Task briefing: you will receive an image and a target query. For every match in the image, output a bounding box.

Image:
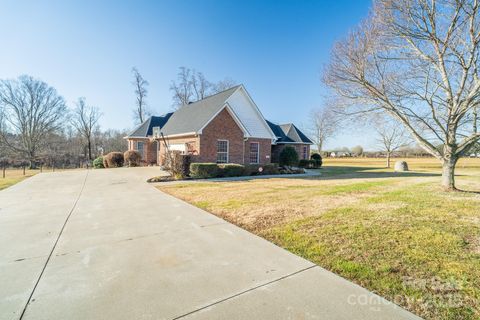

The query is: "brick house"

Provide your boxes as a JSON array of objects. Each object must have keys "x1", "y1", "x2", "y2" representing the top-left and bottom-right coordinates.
[{"x1": 126, "y1": 85, "x2": 312, "y2": 166}]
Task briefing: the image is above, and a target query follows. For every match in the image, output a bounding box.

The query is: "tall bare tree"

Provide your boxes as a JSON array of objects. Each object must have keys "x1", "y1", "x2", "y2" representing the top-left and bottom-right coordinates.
[
  {"x1": 0, "y1": 75, "x2": 67, "y2": 167},
  {"x1": 71, "y1": 97, "x2": 101, "y2": 161},
  {"x1": 324, "y1": 0, "x2": 480, "y2": 190},
  {"x1": 191, "y1": 70, "x2": 212, "y2": 101},
  {"x1": 309, "y1": 105, "x2": 340, "y2": 152},
  {"x1": 376, "y1": 121, "x2": 411, "y2": 168},
  {"x1": 132, "y1": 67, "x2": 150, "y2": 124},
  {"x1": 170, "y1": 67, "x2": 236, "y2": 109},
  {"x1": 96, "y1": 129, "x2": 129, "y2": 154},
  {"x1": 213, "y1": 77, "x2": 237, "y2": 92}
]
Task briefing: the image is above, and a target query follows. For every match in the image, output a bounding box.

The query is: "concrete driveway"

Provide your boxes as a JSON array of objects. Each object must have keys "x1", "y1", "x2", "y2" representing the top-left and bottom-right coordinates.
[{"x1": 0, "y1": 168, "x2": 420, "y2": 320}]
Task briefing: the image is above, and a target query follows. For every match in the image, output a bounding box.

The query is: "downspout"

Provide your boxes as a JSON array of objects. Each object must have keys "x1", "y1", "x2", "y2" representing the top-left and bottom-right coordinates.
[{"x1": 243, "y1": 137, "x2": 248, "y2": 164}]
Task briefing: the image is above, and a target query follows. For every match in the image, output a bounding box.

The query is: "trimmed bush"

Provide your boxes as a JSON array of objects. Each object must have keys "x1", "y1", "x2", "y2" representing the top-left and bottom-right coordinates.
[
  {"x1": 298, "y1": 159, "x2": 311, "y2": 168},
  {"x1": 93, "y1": 156, "x2": 104, "y2": 169},
  {"x1": 310, "y1": 153, "x2": 323, "y2": 168},
  {"x1": 124, "y1": 150, "x2": 142, "y2": 167},
  {"x1": 219, "y1": 164, "x2": 245, "y2": 177},
  {"x1": 190, "y1": 163, "x2": 220, "y2": 179},
  {"x1": 103, "y1": 152, "x2": 124, "y2": 168},
  {"x1": 299, "y1": 158, "x2": 322, "y2": 169},
  {"x1": 279, "y1": 146, "x2": 299, "y2": 166},
  {"x1": 165, "y1": 152, "x2": 191, "y2": 178}
]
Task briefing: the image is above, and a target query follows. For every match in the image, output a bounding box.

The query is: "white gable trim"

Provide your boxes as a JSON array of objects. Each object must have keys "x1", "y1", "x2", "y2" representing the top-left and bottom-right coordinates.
[
  {"x1": 197, "y1": 104, "x2": 251, "y2": 137},
  {"x1": 229, "y1": 85, "x2": 276, "y2": 141}
]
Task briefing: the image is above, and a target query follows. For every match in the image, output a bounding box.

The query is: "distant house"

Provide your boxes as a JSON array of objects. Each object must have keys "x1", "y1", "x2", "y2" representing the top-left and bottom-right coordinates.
[
  {"x1": 330, "y1": 151, "x2": 351, "y2": 158},
  {"x1": 125, "y1": 85, "x2": 313, "y2": 166}
]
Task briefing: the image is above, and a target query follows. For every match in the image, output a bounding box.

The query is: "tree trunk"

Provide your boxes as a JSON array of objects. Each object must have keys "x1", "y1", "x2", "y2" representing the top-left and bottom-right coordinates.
[
  {"x1": 29, "y1": 157, "x2": 36, "y2": 169},
  {"x1": 386, "y1": 152, "x2": 391, "y2": 168},
  {"x1": 88, "y1": 139, "x2": 92, "y2": 161},
  {"x1": 442, "y1": 156, "x2": 458, "y2": 191}
]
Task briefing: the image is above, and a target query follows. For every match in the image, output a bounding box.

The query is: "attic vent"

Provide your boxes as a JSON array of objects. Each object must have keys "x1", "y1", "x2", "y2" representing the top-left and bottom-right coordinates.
[{"x1": 152, "y1": 127, "x2": 161, "y2": 138}]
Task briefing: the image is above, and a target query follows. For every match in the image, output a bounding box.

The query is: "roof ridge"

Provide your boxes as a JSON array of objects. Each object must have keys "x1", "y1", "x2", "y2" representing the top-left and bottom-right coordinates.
[
  {"x1": 152, "y1": 112, "x2": 173, "y2": 118},
  {"x1": 181, "y1": 84, "x2": 241, "y2": 107}
]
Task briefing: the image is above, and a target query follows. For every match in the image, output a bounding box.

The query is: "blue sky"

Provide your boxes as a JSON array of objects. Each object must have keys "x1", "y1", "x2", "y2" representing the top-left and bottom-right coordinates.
[{"x1": 0, "y1": 0, "x2": 373, "y2": 149}]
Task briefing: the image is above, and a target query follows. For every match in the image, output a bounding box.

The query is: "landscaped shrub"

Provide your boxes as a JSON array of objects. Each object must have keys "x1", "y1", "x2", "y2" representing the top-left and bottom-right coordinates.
[
  {"x1": 124, "y1": 150, "x2": 141, "y2": 167},
  {"x1": 190, "y1": 163, "x2": 220, "y2": 179},
  {"x1": 219, "y1": 164, "x2": 245, "y2": 177},
  {"x1": 310, "y1": 153, "x2": 323, "y2": 168},
  {"x1": 243, "y1": 163, "x2": 280, "y2": 175},
  {"x1": 263, "y1": 164, "x2": 280, "y2": 174},
  {"x1": 103, "y1": 152, "x2": 124, "y2": 168},
  {"x1": 93, "y1": 156, "x2": 104, "y2": 169},
  {"x1": 299, "y1": 158, "x2": 322, "y2": 169},
  {"x1": 165, "y1": 152, "x2": 191, "y2": 178},
  {"x1": 298, "y1": 159, "x2": 311, "y2": 168},
  {"x1": 279, "y1": 146, "x2": 299, "y2": 166}
]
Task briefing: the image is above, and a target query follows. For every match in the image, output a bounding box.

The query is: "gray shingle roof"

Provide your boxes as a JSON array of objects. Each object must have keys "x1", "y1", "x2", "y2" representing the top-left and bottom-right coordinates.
[
  {"x1": 127, "y1": 85, "x2": 312, "y2": 145},
  {"x1": 266, "y1": 121, "x2": 313, "y2": 144},
  {"x1": 160, "y1": 85, "x2": 240, "y2": 136},
  {"x1": 127, "y1": 113, "x2": 173, "y2": 138}
]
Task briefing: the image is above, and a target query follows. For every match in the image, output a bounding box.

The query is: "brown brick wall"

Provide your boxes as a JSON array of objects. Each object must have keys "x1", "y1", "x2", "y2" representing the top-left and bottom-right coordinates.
[
  {"x1": 157, "y1": 135, "x2": 200, "y2": 165},
  {"x1": 130, "y1": 107, "x2": 279, "y2": 166},
  {"x1": 127, "y1": 138, "x2": 159, "y2": 165},
  {"x1": 271, "y1": 144, "x2": 310, "y2": 164},
  {"x1": 198, "y1": 108, "x2": 245, "y2": 164},
  {"x1": 244, "y1": 138, "x2": 272, "y2": 164}
]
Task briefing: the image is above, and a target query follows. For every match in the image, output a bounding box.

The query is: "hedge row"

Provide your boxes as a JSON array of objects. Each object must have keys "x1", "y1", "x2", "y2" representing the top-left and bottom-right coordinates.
[
  {"x1": 93, "y1": 150, "x2": 142, "y2": 169},
  {"x1": 298, "y1": 159, "x2": 322, "y2": 168},
  {"x1": 189, "y1": 163, "x2": 280, "y2": 179}
]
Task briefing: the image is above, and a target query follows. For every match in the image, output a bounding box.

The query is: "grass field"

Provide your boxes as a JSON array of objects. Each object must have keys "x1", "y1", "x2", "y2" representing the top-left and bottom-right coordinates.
[
  {"x1": 159, "y1": 157, "x2": 480, "y2": 320},
  {"x1": 0, "y1": 169, "x2": 39, "y2": 191}
]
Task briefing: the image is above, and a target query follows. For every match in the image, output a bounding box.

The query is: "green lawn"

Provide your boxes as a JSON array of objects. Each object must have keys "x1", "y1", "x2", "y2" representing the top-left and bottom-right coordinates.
[{"x1": 159, "y1": 158, "x2": 480, "y2": 320}]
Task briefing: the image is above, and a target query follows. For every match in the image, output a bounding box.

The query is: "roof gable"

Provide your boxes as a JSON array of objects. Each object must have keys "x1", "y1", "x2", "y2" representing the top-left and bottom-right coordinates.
[
  {"x1": 224, "y1": 86, "x2": 276, "y2": 140},
  {"x1": 160, "y1": 86, "x2": 240, "y2": 136},
  {"x1": 127, "y1": 113, "x2": 173, "y2": 138},
  {"x1": 267, "y1": 121, "x2": 313, "y2": 144},
  {"x1": 291, "y1": 124, "x2": 313, "y2": 144}
]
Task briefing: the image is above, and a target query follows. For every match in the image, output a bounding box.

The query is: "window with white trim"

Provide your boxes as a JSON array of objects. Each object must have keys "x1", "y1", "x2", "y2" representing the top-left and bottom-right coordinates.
[
  {"x1": 249, "y1": 142, "x2": 259, "y2": 164},
  {"x1": 136, "y1": 141, "x2": 145, "y2": 159},
  {"x1": 216, "y1": 140, "x2": 229, "y2": 163},
  {"x1": 302, "y1": 146, "x2": 308, "y2": 160}
]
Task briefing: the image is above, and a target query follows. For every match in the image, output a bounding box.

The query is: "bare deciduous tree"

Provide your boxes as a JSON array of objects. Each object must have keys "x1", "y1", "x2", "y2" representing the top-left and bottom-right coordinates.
[
  {"x1": 213, "y1": 78, "x2": 237, "y2": 92},
  {"x1": 0, "y1": 75, "x2": 67, "y2": 167},
  {"x1": 170, "y1": 67, "x2": 236, "y2": 109},
  {"x1": 324, "y1": 0, "x2": 480, "y2": 190},
  {"x1": 95, "y1": 129, "x2": 129, "y2": 154},
  {"x1": 309, "y1": 105, "x2": 340, "y2": 153},
  {"x1": 376, "y1": 121, "x2": 411, "y2": 168},
  {"x1": 191, "y1": 70, "x2": 212, "y2": 101},
  {"x1": 171, "y1": 67, "x2": 194, "y2": 107},
  {"x1": 132, "y1": 67, "x2": 150, "y2": 124},
  {"x1": 71, "y1": 97, "x2": 101, "y2": 161}
]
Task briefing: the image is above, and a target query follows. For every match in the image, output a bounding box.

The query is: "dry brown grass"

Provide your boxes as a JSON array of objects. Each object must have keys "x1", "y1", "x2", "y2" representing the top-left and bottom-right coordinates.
[{"x1": 0, "y1": 169, "x2": 37, "y2": 190}]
